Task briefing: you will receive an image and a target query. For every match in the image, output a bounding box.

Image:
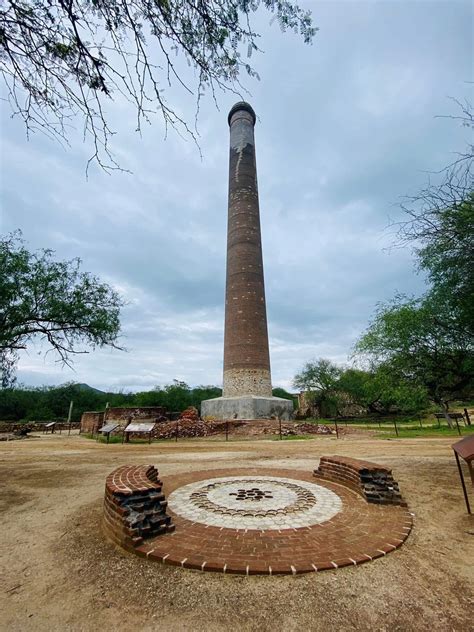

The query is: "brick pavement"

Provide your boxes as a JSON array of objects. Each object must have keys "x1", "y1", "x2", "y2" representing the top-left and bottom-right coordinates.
[{"x1": 106, "y1": 467, "x2": 413, "y2": 576}]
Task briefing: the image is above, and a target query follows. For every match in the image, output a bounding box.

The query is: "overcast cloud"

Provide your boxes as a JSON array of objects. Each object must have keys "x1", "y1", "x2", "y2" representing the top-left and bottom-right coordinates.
[{"x1": 1, "y1": 0, "x2": 472, "y2": 392}]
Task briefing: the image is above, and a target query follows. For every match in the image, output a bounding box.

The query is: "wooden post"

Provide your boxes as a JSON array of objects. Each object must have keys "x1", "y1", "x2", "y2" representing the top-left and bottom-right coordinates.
[
  {"x1": 175, "y1": 420, "x2": 178, "y2": 442},
  {"x1": 123, "y1": 417, "x2": 131, "y2": 444},
  {"x1": 393, "y1": 418, "x2": 399, "y2": 437},
  {"x1": 279, "y1": 417, "x2": 282, "y2": 440},
  {"x1": 464, "y1": 408, "x2": 471, "y2": 426},
  {"x1": 454, "y1": 451, "x2": 471, "y2": 514},
  {"x1": 455, "y1": 416, "x2": 462, "y2": 436},
  {"x1": 67, "y1": 400, "x2": 73, "y2": 436},
  {"x1": 334, "y1": 418, "x2": 339, "y2": 439},
  {"x1": 419, "y1": 415, "x2": 423, "y2": 429}
]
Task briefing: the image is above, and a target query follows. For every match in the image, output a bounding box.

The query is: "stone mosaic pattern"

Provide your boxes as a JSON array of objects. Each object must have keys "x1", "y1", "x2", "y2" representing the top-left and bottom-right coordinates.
[
  {"x1": 167, "y1": 476, "x2": 342, "y2": 530},
  {"x1": 130, "y1": 468, "x2": 413, "y2": 576}
]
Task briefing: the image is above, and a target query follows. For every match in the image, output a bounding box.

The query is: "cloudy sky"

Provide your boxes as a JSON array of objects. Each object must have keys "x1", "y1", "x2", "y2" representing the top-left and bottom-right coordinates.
[{"x1": 1, "y1": 0, "x2": 472, "y2": 392}]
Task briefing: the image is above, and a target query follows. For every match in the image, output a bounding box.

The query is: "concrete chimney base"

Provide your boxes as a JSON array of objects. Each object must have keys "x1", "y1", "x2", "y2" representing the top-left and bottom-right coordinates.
[{"x1": 201, "y1": 395, "x2": 294, "y2": 421}]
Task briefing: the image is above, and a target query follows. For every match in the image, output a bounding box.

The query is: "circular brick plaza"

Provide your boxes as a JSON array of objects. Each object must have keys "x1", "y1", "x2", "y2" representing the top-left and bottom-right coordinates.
[{"x1": 124, "y1": 468, "x2": 413, "y2": 575}]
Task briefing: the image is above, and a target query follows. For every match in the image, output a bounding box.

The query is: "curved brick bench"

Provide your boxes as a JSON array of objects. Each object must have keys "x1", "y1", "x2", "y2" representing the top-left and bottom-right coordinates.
[
  {"x1": 103, "y1": 465, "x2": 174, "y2": 551},
  {"x1": 313, "y1": 456, "x2": 406, "y2": 506}
]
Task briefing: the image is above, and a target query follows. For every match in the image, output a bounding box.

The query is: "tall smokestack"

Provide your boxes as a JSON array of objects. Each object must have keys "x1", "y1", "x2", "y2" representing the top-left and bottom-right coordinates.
[
  {"x1": 201, "y1": 103, "x2": 293, "y2": 421},
  {"x1": 223, "y1": 102, "x2": 272, "y2": 398}
]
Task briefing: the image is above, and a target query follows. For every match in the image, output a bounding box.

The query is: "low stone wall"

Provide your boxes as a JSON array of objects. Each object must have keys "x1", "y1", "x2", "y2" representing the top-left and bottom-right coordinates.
[
  {"x1": 80, "y1": 411, "x2": 104, "y2": 434},
  {"x1": 106, "y1": 407, "x2": 167, "y2": 423},
  {"x1": 0, "y1": 421, "x2": 81, "y2": 433},
  {"x1": 103, "y1": 465, "x2": 174, "y2": 551},
  {"x1": 81, "y1": 407, "x2": 168, "y2": 434},
  {"x1": 313, "y1": 456, "x2": 406, "y2": 506}
]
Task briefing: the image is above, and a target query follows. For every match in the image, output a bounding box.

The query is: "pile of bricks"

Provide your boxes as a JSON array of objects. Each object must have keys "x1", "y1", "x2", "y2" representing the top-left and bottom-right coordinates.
[
  {"x1": 295, "y1": 423, "x2": 335, "y2": 435},
  {"x1": 156, "y1": 418, "x2": 210, "y2": 438},
  {"x1": 103, "y1": 465, "x2": 174, "y2": 550},
  {"x1": 313, "y1": 455, "x2": 406, "y2": 506},
  {"x1": 180, "y1": 406, "x2": 200, "y2": 421},
  {"x1": 0, "y1": 421, "x2": 81, "y2": 434}
]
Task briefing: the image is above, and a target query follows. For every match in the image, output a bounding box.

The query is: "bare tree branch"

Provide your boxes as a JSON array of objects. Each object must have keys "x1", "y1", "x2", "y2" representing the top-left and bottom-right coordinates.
[{"x1": 0, "y1": 0, "x2": 317, "y2": 170}]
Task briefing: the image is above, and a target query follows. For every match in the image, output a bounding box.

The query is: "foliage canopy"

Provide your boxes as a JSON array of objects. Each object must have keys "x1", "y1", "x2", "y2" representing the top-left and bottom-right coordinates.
[
  {"x1": 293, "y1": 358, "x2": 429, "y2": 417},
  {"x1": 355, "y1": 295, "x2": 473, "y2": 409},
  {"x1": 0, "y1": 380, "x2": 223, "y2": 421},
  {"x1": 357, "y1": 104, "x2": 473, "y2": 412},
  {"x1": 0, "y1": 232, "x2": 123, "y2": 387}
]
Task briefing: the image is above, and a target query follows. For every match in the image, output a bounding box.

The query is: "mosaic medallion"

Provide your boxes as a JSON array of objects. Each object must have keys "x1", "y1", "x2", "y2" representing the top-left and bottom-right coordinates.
[{"x1": 167, "y1": 476, "x2": 343, "y2": 530}]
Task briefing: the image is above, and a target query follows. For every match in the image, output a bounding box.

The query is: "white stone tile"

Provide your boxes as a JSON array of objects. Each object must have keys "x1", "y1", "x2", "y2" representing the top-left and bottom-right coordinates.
[{"x1": 167, "y1": 476, "x2": 342, "y2": 531}]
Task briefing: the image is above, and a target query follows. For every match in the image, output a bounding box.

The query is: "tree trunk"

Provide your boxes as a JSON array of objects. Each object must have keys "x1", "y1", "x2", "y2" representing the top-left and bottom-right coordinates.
[
  {"x1": 367, "y1": 402, "x2": 380, "y2": 414},
  {"x1": 441, "y1": 402, "x2": 453, "y2": 428}
]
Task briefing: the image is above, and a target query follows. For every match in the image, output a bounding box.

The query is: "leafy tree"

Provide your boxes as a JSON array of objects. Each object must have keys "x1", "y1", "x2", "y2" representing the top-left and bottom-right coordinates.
[
  {"x1": 162, "y1": 380, "x2": 192, "y2": 411},
  {"x1": 134, "y1": 381, "x2": 222, "y2": 412},
  {"x1": 1, "y1": 381, "x2": 308, "y2": 421},
  {"x1": 337, "y1": 368, "x2": 375, "y2": 412},
  {"x1": 356, "y1": 295, "x2": 473, "y2": 418},
  {"x1": 0, "y1": 232, "x2": 124, "y2": 387},
  {"x1": 293, "y1": 358, "x2": 342, "y2": 417},
  {"x1": 272, "y1": 387, "x2": 297, "y2": 407},
  {"x1": 338, "y1": 366, "x2": 429, "y2": 415},
  {"x1": 0, "y1": 386, "x2": 34, "y2": 420},
  {"x1": 415, "y1": 194, "x2": 474, "y2": 339},
  {"x1": 134, "y1": 387, "x2": 167, "y2": 408},
  {"x1": 0, "y1": 0, "x2": 316, "y2": 168},
  {"x1": 192, "y1": 385, "x2": 222, "y2": 406},
  {"x1": 0, "y1": 382, "x2": 135, "y2": 421},
  {"x1": 393, "y1": 101, "x2": 473, "y2": 338},
  {"x1": 358, "y1": 102, "x2": 474, "y2": 420}
]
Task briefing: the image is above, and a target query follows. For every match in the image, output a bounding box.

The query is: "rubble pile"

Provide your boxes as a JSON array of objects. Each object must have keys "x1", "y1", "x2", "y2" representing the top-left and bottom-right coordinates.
[
  {"x1": 150, "y1": 415, "x2": 336, "y2": 440},
  {"x1": 156, "y1": 418, "x2": 210, "y2": 439},
  {"x1": 179, "y1": 407, "x2": 200, "y2": 421},
  {"x1": 295, "y1": 423, "x2": 335, "y2": 435},
  {"x1": 155, "y1": 415, "x2": 246, "y2": 439}
]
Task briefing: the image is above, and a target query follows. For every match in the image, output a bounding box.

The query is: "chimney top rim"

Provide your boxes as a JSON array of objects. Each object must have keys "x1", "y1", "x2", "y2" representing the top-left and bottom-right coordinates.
[{"x1": 228, "y1": 102, "x2": 256, "y2": 126}]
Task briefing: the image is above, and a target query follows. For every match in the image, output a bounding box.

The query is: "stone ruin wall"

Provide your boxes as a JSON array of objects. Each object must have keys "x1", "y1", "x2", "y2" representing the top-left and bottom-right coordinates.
[
  {"x1": 80, "y1": 407, "x2": 167, "y2": 433},
  {"x1": 80, "y1": 411, "x2": 104, "y2": 434},
  {"x1": 105, "y1": 407, "x2": 167, "y2": 424}
]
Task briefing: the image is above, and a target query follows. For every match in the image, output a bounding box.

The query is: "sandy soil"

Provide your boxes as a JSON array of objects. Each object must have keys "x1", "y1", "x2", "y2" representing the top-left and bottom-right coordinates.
[{"x1": 1, "y1": 431, "x2": 473, "y2": 632}]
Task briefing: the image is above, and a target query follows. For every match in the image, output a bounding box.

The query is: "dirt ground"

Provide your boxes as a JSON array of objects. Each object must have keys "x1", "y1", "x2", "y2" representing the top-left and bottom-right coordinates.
[{"x1": 1, "y1": 431, "x2": 473, "y2": 632}]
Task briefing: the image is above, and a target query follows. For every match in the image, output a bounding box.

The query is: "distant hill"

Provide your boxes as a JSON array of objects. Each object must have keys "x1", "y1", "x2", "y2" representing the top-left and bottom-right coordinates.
[{"x1": 67, "y1": 383, "x2": 106, "y2": 394}]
